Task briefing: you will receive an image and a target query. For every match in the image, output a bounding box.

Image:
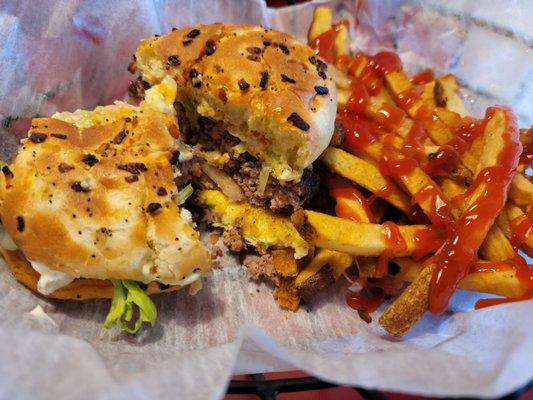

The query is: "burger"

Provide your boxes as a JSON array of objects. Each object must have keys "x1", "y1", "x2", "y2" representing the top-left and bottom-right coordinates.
[
  {"x1": 129, "y1": 24, "x2": 336, "y2": 283},
  {"x1": 0, "y1": 80, "x2": 211, "y2": 333}
]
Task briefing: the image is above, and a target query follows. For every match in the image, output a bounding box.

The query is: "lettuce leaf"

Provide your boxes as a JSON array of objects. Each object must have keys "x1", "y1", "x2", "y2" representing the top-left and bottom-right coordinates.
[{"x1": 104, "y1": 280, "x2": 157, "y2": 334}]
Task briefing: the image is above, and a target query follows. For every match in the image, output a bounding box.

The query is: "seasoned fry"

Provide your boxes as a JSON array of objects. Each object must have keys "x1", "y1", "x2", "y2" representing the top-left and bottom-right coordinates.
[
  {"x1": 291, "y1": 210, "x2": 437, "y2": 257},
  {"x1": 380, "y1": 107, "x2": 520, "y2": 336},
  {"x1": 320, "y1": 147, "x2": 413, "y2": 215},
  {"x1": 307, "y1": 6, "x2": 332, "y2": 43},
  {"x1": 333, "y1": 25, "x2": 350, "y2": 58},
  {"x1": 295, "y1": 249, "x2": 354, "y2": 287},
  {"x1": 394, "y1": 258, "x2": 525, "y2": 298}
]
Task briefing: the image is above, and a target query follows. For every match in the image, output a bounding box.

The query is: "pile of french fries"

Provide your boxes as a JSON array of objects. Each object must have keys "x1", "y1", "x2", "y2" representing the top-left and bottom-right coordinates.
[{"x1": 276, "y1": 7, "x2": 532, "y2": 336}]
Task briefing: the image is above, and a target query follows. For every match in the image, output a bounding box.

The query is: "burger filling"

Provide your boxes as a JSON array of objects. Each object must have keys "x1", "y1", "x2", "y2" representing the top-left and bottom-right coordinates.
[{"x1": 173, "y1": 102, "x2": 319, "y2": 213}]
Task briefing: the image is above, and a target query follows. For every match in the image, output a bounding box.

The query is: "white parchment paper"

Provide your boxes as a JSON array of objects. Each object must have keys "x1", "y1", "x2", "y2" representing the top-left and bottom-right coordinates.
[{"x1": 0, "y1": 1, "x2": 532, "y2": 399}]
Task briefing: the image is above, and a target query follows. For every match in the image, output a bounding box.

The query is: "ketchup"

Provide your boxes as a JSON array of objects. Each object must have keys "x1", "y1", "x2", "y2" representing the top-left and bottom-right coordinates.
[
  {"x1": 428, "y1": 107, "x2": 522, "y2": 314},
  {"x1": 411, "y1": 183, "x2": 453, "y2": 231},
  {"x1": 375, "y1": 103, "x2": 406, "y2": 130},
  {"x1": 397, "y1": 86, "x2": 422, "y2": 110},
  {"x1": 412, "y1": 227, "x2": 444, "y2": 260},
  {"x1": 347, "y1": 289, "x2": 385, "y2": 314},
  {"x1": 411, "y1": 70, "x2": 435, "y2": 85},
  {"x1": 402, "y1": 121, "x2": 427, "y2": 162},
  {"x1": 330, "y1": 187, "x2": 376, "y2": 223},
  {"x1": 311, "y1": 20, "x2": 349, "y2": 64},
  {"x1": 423, "y1": 145, "x2": 461, "y2": 177},
  {"x1": 376, "y1": 221, "x2": 407, "y2": 277},
  {"x1": 509, "y1": 214, "x2": 533, "y2": 250},
  {"x1": 474, "y1": 256, "x2": 532, "y2": 309}
]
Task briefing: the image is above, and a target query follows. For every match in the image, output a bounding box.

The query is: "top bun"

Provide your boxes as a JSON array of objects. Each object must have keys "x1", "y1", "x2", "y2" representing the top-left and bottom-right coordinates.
[
  {"x1": 0, "y1": 98, "x2": 210, "y2": 294},
  {"x1": 133, "y1": 24, "x2": 337, "y2": 182}
]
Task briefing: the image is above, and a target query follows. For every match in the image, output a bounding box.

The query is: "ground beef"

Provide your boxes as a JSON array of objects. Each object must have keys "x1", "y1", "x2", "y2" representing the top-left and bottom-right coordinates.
[
  {"x1": 174, "y1": 156, "x2": 203, "y2": 188},
  {"x1": 127, "y1": 77, "x2": 150, "y2": 104},
  {"x1": 178, "y1": 110, "x2": 320, "y2": 213},
  {"x1": 297, "y1": 266, "x2": 335, "y2": 301},
  {"x1": 243, "y1": 253, "x2": 280, "y2": 286},
  {"x1": 222, "y1": 226, "x2": 246, "y2": 252},
  {"x1": 223, "y1": 154, "x2": 319, "y2": 213}
]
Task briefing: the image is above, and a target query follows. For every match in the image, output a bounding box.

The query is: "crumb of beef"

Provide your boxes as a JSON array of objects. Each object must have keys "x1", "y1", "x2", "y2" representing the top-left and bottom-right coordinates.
[
  {"x1": 174, "y1": 157, "x2": 203, "y2": 188},
  {"x1": 210, "y1": 245, "x2": 223, "y2": 260},
  {"x1": 222, "y1": 226, "x2": 246, "y2": 252},
  {"x1": 297, "y1": 266, "x2": 334, "y2": 301},
  {"x1": 243, "y1": 253, "x2": 280, "y2": 286},
  {"x1": 127, "y1": 77, "x2": 150, "y2": 104}
]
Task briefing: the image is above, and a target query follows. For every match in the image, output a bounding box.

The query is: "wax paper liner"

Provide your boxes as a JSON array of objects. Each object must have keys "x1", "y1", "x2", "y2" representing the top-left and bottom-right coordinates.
[{"x1": 0, "y1": 1, "x2": 531, "y2": 399}]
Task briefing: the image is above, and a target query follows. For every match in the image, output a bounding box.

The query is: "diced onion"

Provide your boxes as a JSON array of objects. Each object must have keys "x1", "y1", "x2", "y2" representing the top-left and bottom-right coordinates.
[
  {"x1": 257, "y1": 166, "x2": 271, "y2": 196},
  {"x1": 176, "y1": 184, "x2": 194, "y2": 205},
  {"x1": 201, "y1": 163, "x2": 244, "y2": 202},
  {"x1": 0, "y1": 224, "x2": 17, "y2": 251}
]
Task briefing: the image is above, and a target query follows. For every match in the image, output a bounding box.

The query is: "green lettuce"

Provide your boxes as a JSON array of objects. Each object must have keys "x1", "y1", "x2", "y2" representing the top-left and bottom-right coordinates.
[{"x1": 104, "y1": 280, "x2": 157, "y2": 334}]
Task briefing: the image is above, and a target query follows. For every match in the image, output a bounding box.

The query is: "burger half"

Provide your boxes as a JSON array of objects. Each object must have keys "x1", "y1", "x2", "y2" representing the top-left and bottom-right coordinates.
[
  {"x1": 0, "y1": 80, "x2": 211, "y2": 333},
  {"x1": 129, "y1": 24, "x2": 336, "y2": 270}
]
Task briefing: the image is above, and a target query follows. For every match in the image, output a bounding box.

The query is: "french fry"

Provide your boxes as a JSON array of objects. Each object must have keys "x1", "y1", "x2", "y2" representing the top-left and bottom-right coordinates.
[
  {"x1": 320, "y1": 147, "x2": 413, "y2": 215},
  {"x1": 333, "y1": 25, "x2": 350, "y2": 58},
  {"x1": 434, "y1": 74, "x2": 467, "y2": 116},
  {"x1": 307, "y1": 6, "x2": 332, "y2": 43},
  {"x1": 380, "y1": 108, "x2": 519, "y2": 336},
  {"x1": 440, "y1": 177, "x2": 516, "y2": 261},
  {"x1": 291, "y1": 209, "x2": 437, "y2": 257},
  {"x1": 295, "y1": 249, "x2": 354, "y2": 287},
  {"x1": 394, "y1": 258, "x2": 525, "y2": 298},
  {"x1": 496, "y1": 204, "x2": 533, "y2": 256},
  {"x1": 509, "y1": 174, "x2": 533, "y2": 212}
]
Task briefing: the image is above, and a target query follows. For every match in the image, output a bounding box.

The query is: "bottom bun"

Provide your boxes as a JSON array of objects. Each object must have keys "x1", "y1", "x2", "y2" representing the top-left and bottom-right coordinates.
[{"x1": 0, "y1": 249, "x2": 180, "y2": 300}]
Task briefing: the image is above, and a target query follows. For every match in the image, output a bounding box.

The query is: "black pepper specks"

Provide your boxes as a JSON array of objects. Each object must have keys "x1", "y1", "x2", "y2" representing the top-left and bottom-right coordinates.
[
  {"x1": 238, "y1": 79, "x2": 250, "y2": 91},
  {"x1": 50, "y1": 133, "x2": 67, "y2": 140},
  {"x1": 58, "y1": 163, "x2": 75, "y2": 173},
  {"x1": 314, "y1": 86, "x2": 329, "y2": 95},
  {"x1": 318, "y1": 71, "x2": 327, "y2": 79},
  {"x1": 167, "y1": 55, "x2": 181, "y2": 65},
  {"x1": 182, "y1": 39, "x2": 193, "y2": 47},
  {"x1": 189, "y1": 69, "x2": 202, "y2": 88},
  {"x1": 159, "y1": 283, "x2": 170, "y2": 290},
  {"x1": 16, "y1": 216, "x2": 25, "y2": 232},
  {"x1": 287, "y1": 112, "x2": 310, "y2": 131},
  {"x1": 71, "y1": 181, "x2": 91, "y2": 192},
  {"x1": 247, "y1": 46, "x2": 262, "y2": 54},
  {"x1": 81, "y1": 154, "x2": 99, "y2": 167},
  {"x1": 125, "y1": 175, "x2": 139, "y2": 183},
  {"x1": 113, "y1": 130, "x2": 127, "y2": 144},
  {"x1": 263, "y1": 40, "x2": 271, "y2": 47},
  {"x1": 117, "y1": 163, "x2": 147, "y2": 175},
  {"x1": 187, "y1": 28, "x2": 200, "y2": 38},
  {"x1": 280, "y1": 74, "x2": 296, "y2": 84},
  {"x1": 259, "y1": 71, "x2": 269, "y2": 89},
  {"x1": 29, "y1": 133, "x2": 47, "y2": 143},
  {"x1": 278, "y1": 43, "x2": 289, "y2": 55},
  {"x1": 205, "y1": 40, "x2": 216, "y2": 56},
  {"x1": 147, "y1": 202, "x2": 162, "y2": 214},
  {"x1": 157, "y1": 187, "x2": 167, "y2": 196},
  {"x1": 1, "y1": 166, "x2": 13, "y2": 180}
]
